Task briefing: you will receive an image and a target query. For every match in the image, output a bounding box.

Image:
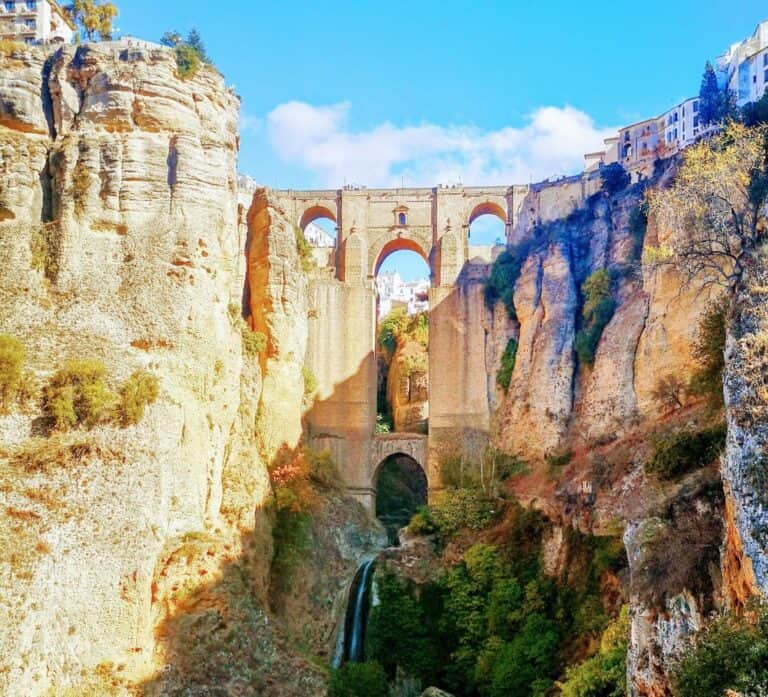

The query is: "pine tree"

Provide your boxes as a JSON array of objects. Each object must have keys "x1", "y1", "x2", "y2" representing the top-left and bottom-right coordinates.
[{"x1": 699, "y1": 61, "x2": 725, "y2": 126}]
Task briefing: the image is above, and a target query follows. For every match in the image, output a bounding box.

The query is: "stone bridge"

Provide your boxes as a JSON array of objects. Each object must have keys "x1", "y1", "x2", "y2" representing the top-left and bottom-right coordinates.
[{"x1": 256, "y1": 185, "x2": 531, "y2": 509}]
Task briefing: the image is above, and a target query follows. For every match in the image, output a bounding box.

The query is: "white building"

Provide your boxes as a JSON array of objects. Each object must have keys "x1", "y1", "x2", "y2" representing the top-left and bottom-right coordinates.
[
  {"x1": 303, "y1": 221, "x2": 335, "y2": 248},
  {"x1": 376, "y1": 271, "x2": 429, "y2": 319},
  {"x1": 718, "y1": 20, "x2": 768, "y2": 106},
  {"x1": 0, "y1": 0, "x2": 74, "y2": 45},
  {"x1": 659, "y1": 97, "x2": 702, "y2": 152},
  {"x1": 587, "y1": 19, "x2": 768, "y2": 178}
]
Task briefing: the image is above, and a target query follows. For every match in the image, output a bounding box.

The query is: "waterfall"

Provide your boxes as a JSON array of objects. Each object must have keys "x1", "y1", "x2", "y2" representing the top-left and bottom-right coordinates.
[{"x1": 331, "y1": 558, "x2": 376, "y2": 667}]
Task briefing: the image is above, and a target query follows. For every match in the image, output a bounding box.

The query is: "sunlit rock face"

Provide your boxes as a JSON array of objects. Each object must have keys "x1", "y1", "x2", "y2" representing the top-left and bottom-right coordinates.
[{"x1": 0, "y1": 42, "x2": 249, "y2": 694}]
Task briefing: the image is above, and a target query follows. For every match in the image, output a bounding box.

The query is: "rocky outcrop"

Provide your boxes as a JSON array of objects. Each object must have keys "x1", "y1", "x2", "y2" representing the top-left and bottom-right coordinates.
[
  {"x1": 0, "y1": 42, "x2": 246, "y2": 695},
  {"x1": 722, "y1": 259, "x2": 768, "y2": 597},
  {"x1": 387, "y1": 339, "x2": 429, "y2": 433},
  {"x1": 498, "y1": 244, "x2": 577, "y2": 458},
  {"x1": 0, "y1": 42, "x2": 382, "y2": 696}
]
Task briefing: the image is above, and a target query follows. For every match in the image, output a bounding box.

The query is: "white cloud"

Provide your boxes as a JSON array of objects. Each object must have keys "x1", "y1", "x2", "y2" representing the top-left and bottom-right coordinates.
[
  {"x1": 265, "y1": 101, "x2": 617, "y2": 188},
  {"x1": 239, "y1": 111, "x2": 263, "y2": 134}
]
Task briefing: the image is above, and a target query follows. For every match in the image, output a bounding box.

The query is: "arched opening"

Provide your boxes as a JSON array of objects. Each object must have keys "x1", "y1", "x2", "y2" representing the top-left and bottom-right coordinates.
[
  {"x1": 375, "y1": 248, "x2": 430, "y2": 435},
  {"x1": 468, "y1": 202, "x2": 507, "y2": 246},
  {"x1": 375, "y1": 453, "x2": 428, "y2": 543},
  {"x1": 299, "y1": 205, "x2": 337, "y2": 248}
]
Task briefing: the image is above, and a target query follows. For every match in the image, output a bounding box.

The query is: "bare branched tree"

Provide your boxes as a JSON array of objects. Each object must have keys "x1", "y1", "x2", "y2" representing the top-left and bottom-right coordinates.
[{"x1": 648, "y1": 122, "x2": 768, "y2": 296}]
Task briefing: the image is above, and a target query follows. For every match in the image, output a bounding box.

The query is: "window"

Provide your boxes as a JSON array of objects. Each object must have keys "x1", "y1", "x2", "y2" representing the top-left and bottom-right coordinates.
[
  {"x1": 25, "y1": 0, "x2": 35, "y2": 8},
  {"x1": 693, "y1": 100, "x2": 699, "y2": 113},
  {"x1": 693, "y1": 116, "x2": 699, "y2": 128},
  {"x1": 4, "y1": 1, "x2": 14, "y2": 11},
  {"x1": 764, "y1": 54, "x2": 768, "y2": 66},
  {"x1": 398, "y1": 212, "x2": 406, "y2": 226}
]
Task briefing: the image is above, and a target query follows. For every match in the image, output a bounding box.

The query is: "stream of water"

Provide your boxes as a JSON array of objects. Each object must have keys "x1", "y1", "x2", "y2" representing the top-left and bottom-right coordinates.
[{"x1": 331, "y1": 558, "x2": 376, "y2": 667}]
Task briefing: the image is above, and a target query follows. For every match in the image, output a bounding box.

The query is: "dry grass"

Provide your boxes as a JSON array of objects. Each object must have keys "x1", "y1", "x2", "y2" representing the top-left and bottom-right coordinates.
[
  {"x1": 0, "y1": 38, "x2": 27, "y2": 56},
  {"x1": 9, "y1": 433, "x2": 105, "y2": 473}
]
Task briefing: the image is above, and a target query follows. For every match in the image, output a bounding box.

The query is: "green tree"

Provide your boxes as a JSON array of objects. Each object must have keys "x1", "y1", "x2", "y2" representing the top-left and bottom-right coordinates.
[
  {"x1": 742, "y1": 92, "x2": 768, "y2": 126},
  {"x1": 672, "y1": 605, "x2": 768, "y2": 697},
  {"x1": 648, "y1": 122, "x2": 768, "y2": 294},
  {"x1": 66, "y1": 0, "x2": 118, "y2": 41},
  {"x1": 688, "y1": 300, "x2": 726, "y2": 410},
  {"x1": 160, "y1": 28, "x2": 210, "y2": 79},
  {"x1": 560, "y1": 607, "x2": 629, "y2": 697},
  {"x1": 698, "y1": 61, "x2": 733, "y2": 126},
  {"x1": 328, "y1": 661, "x2": 388, "y2": 697},
  {"x1": 366, "y1": 570, "x2": 439, "y2": 680},
  {"x1": 600, "y1": 163, "x2": 630, "y2": 195}
]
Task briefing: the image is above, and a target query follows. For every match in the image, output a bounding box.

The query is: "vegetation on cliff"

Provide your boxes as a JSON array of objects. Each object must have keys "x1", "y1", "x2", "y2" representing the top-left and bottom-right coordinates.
[
  {"x1": 574, "y1": 269, "x2": 616, "y2": 367},
  {"x1": 672, "y1": 602, "x2": 768, "y2": 697},
  {"x1": 161, "y1": 28, "x2": 211, "y2": 79},
  {"x1": 365, "y1": 504, "x2": 626, "y2": 697}
]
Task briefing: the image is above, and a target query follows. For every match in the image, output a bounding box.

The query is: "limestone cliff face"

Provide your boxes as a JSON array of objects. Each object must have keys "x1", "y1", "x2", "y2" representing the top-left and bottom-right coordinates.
[
  {"x1": 499, "y1": 245, "x2": 577, "y2": 457},
  {"x1": 0, "y1": 43, "x2": 378, "y2": 696},
  {"x1": 0, "y1": 42, "x2": 247, "y2": 694},
  {"x1": 495, "y1": 184, "x2": 712, "y2": 460},
  {"x1": 387, "y1": 339, "x2": 429, "y2": 433},
  {"x1": 722, "y1": 259, "x2": 768, "y2": 597},
  {"x1": 489, "y1": 179, "x2": 724, "y2": 696}
]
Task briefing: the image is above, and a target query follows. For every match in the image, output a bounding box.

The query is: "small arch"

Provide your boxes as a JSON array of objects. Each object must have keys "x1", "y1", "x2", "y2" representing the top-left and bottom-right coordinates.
[
  {"x1": 468, "y1": 201, "x2": 507, "y2": 226},
  {"x1": 374, "y1": 452, "x2": 428, "y2": 543},
  {"x1": 398, "y1": 212, "x2": 407, "y2": 226},
  {"x1": 299, "y1": 204, "x2": 337, "y2": 232},
  {"x1": 373, "y1": 237, "x2": 430, "y2": 277}
]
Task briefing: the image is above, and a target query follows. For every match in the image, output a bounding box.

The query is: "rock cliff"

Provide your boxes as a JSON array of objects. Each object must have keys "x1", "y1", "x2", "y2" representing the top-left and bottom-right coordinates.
[{"x1": 0, "y1": 42, "x2": 382, "y2": 696}]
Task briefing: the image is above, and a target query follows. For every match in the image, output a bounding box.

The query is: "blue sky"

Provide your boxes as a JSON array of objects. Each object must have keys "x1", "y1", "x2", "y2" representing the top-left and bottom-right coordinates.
[{"x1": 116, "y1": 1, "x2": 764, "y2": 278}]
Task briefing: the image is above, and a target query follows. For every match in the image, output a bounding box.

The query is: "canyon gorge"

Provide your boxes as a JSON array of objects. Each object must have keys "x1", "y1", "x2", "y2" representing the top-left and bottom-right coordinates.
[{"x1": 0, "y1": 38, "x2": 767, "y2": 697}]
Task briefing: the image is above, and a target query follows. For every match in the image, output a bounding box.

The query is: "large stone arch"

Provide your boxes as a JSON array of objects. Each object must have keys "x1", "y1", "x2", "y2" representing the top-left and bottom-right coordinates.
[
  {"x1": 371, "y1": 435, "x2": 429, "y2": 488},
  {"x1": 299, "y1": 204, "x2": 337, "y2": 231},
  {"x1": 373, "y1": 448, "x2": 429, "y2": 541},
  {"x1": 467, "y1": 200, "x2": 508, "y2": 226},
  {"x1": 371, "y1": 235, "x2": 432, "y2": 279}
]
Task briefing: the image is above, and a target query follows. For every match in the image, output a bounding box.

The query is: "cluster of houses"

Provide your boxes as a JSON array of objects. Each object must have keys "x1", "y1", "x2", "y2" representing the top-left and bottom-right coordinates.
[
  {"x1": 0, "y1": 0, "x2": 74, "y2": 45},
  {"x1": 585, "y1": 19, "x2": 768, "y2": 183},
  {"x1": 375, "y1": 272, "x2": 429, "y2": 319}
]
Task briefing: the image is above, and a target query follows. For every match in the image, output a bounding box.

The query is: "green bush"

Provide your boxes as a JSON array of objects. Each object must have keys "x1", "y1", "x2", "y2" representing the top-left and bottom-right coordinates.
[
  {"x1": 672, "y1": 604, "x2": 768, "y2": 697},
  {"x1": 600, "y1": 163, "x2": 630, "y2": 195},
  {"x1": 72, "y1": 158, "x2": 91, "y2": 217},
  {"x1": 302, "y1": 365, "x2": 317, "y2": 400},
  {"x1": 575, "y1": 269, "x2": 615, "y2": 366},
  {"x1": 560, "y1": 606, "x2": 629, "y2": 697},
  {"x1": 0, "y1": 335, "x2": 25, "y2": 411},
  {"x1": 484, "y1": 241, "x2": 537, "y2": 318},
  {"x1": 295, "y1": 226, "x2": 315, "y2": 272},
  {"x1": 242, "y1": 327, "x2": 267, "y2": 357},
  {"x1": 306, "y1": 448, "x2": 340, "y2": 488},
  {"x1": 645, "y1": 425, "x2": 726, "y2": 480},
  {"x1": 43, "y1": 360, "x2": 115, "y2": 430},
  {"x1": 162, "y1": 29, "x2": 209, "y2": 80},
  {"x1": 270, "y1": 508, "x2": 311, "y2": 592},
  {"x1": 119, "y1": 370, "x2": 159, "y2": 426},
  {"x1": 407, "y1": 505, "x2": 436, "y2": 535},
  {"x1": 688, "y1": 301, "x2": 726, "y2": 412},
  {"x1": 328, "y1": 661, "x2": 388, "y2": 697},
  {"x1": 377, "y1": 309, "x2": 428, "y2": 359},
  {"x1": 367, "y1": 570, "x2": 438, "y2": 680},
  {"x1": 496, "y1": 337, "x2": 518, "y2": 391},
  {"x1": 430, "y1": 488, "x2": 498, "y2": 537}
]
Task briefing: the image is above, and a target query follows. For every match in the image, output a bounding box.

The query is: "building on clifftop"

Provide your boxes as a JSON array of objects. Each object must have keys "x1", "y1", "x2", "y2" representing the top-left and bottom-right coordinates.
[{"x1": 0, "y1": 0, "x2": 74, "y2": 45}]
